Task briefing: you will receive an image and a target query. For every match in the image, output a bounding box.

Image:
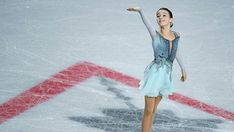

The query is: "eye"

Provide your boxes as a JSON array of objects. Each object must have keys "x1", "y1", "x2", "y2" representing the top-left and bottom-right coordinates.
[{"x1": 163, "y1": 14, "x2": 166, "y2": 17}]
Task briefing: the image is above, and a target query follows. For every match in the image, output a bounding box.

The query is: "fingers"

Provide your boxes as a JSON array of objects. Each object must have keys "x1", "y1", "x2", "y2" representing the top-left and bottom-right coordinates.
[
  {"x1": 126, "y1": 7, "x2": 141, "y2": 12},
  {"x1": 126, "y1": 8, "x2": 133, "y2": 11},
  {"x1": 127, "y1": 8, "x2": 136, "y2": 11},
  {"x1": 180, "y1": 76, "x2": 184, "y2": 82},
  {"x1": 180, "y1": 71, "x2": 187, "y2": 82},
  {"x1": 181, "y1": 74, "x2": 187, "y2": 82}
]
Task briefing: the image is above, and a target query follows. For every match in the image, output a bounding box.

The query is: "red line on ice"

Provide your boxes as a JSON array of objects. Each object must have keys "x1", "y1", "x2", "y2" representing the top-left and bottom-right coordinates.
[{"x1": 0, "y1": 61, "x2": 234, "y2": 124}]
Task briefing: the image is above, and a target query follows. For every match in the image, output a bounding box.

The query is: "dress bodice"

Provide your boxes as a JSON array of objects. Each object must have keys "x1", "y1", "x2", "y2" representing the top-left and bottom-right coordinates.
[{"x1": 152, "y1": 30, "x2": 180, "y2": 64}]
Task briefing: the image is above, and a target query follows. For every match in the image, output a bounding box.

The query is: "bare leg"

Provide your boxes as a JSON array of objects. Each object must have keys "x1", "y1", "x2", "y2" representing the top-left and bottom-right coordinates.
[
  {"x1": 149, "y1": 96, "x2": 162, "y2": 130},
  {"x1": 141, "y1": 96, "x2": 156, "y2": 132}
]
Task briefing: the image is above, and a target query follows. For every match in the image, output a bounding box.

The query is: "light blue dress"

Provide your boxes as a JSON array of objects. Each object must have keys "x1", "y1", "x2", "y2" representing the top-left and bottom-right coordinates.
[{"x1": 137, "y1": 10, "x2": 187, "y2": 98}]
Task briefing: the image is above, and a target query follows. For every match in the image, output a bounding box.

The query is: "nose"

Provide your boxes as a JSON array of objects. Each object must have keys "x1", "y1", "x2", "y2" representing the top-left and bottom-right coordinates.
[
  {"x1": 158, "y1": 16, "x2": 163, "y2": 20},
  {"x1": 160, "y1": 15, "x2": 165, "y2": 19}
]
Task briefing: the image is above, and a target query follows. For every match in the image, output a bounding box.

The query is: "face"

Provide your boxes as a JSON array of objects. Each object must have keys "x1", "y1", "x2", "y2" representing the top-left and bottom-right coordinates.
[{"x1": 156, "y1": 10, "x2": 173, "y2": 28}]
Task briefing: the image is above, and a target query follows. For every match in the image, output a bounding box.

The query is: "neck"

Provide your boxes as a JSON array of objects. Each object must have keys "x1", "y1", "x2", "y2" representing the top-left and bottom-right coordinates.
[{"x1": 160, "y1": 26, "x2": 171, "y2": 35}]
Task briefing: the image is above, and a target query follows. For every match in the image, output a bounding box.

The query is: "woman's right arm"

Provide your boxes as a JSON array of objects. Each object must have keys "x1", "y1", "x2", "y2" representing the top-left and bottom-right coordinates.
[
  {"x1": 127, "y1": 7, "x2": 156, "y2": 41},
  {"x1": 138, "y1": 9, "x2": 156, "y2": 41}
]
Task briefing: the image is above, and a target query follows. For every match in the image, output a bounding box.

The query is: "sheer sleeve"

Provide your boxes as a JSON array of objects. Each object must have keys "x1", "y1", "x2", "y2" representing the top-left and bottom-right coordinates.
[
  {"x1": 176, "y1": 44, "x2": 187, "y2": 74},
  {"x1": 138, "y1": 10, "x2": 156, "y2": 40}
]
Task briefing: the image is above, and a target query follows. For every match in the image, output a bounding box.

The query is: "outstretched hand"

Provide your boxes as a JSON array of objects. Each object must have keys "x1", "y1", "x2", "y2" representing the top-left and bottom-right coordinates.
[{"x1": 126, "y1": 6, "x2": 142, "y2": 12}]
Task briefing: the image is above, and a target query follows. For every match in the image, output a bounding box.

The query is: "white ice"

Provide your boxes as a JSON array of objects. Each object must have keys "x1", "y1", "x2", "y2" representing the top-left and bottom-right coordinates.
[{"x1": 0, "y1": 0, "x2": 234, "y2": 132}]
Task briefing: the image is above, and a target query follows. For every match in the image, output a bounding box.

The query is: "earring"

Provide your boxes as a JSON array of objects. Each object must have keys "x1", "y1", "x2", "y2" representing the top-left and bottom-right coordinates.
[{"x1": 170, "y1": 22, "x2": 173, "y2": 27}]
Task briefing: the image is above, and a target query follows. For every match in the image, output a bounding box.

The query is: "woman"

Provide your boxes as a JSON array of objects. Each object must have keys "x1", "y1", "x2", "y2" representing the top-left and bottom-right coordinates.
[{"x1": 127, "y1": 6, "x2": 187, "y2": 132}]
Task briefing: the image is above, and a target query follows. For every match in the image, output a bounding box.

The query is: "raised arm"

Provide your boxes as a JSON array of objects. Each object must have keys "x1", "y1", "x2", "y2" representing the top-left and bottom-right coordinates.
[
  {"x1": 138, "y1": 10, "x2": 156, "y2": 40},
  {"x1": 127, "y1": 7, "x2": 156, "y2": 40}
]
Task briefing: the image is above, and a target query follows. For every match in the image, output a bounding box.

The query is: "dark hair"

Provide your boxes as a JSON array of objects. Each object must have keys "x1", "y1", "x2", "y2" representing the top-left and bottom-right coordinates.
[{"x1": 157, "y1": 7, "x2": 173, "y2": 27}]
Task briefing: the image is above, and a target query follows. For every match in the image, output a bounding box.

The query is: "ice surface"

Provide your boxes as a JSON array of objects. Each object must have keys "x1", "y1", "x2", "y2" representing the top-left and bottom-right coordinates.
[{"x1": 1, "y1": 0, "x2": 234, "y2": 131}]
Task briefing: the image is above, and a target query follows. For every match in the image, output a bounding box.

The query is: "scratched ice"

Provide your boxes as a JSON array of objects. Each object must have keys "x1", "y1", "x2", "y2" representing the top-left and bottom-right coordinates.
[
  {"x1": 69, "y1": 77, "x2": 224, "y2": 132},
  {"x1": 1, "y1": 0, "x2": 234, "y2": 132}
]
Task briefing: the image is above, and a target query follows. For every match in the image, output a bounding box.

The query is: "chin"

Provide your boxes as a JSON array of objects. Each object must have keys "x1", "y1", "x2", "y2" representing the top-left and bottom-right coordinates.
[
  {"x1": 159, "y1": 24, "x2": 166, "y2": 27},
  {"x1": 159, "y1": 23, "x2": 169, "y2": 27}
]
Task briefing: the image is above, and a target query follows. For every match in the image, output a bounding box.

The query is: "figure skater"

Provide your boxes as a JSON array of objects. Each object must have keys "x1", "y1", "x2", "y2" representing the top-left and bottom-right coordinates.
[{"x1": 127, "y1": 6, "x2": 187, "y2": 132}]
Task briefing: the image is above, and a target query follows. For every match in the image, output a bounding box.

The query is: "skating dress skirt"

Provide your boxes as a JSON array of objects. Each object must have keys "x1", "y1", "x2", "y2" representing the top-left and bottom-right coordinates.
[{"x1": 139, "y1": 57, "x2": 174, "y2": 98}]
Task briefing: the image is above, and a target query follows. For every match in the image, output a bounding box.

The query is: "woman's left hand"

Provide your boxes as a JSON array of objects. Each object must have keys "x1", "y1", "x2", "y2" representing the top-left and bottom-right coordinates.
[{"x1": 180, "y1": 70, "x2": 187, "y2": 82}]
